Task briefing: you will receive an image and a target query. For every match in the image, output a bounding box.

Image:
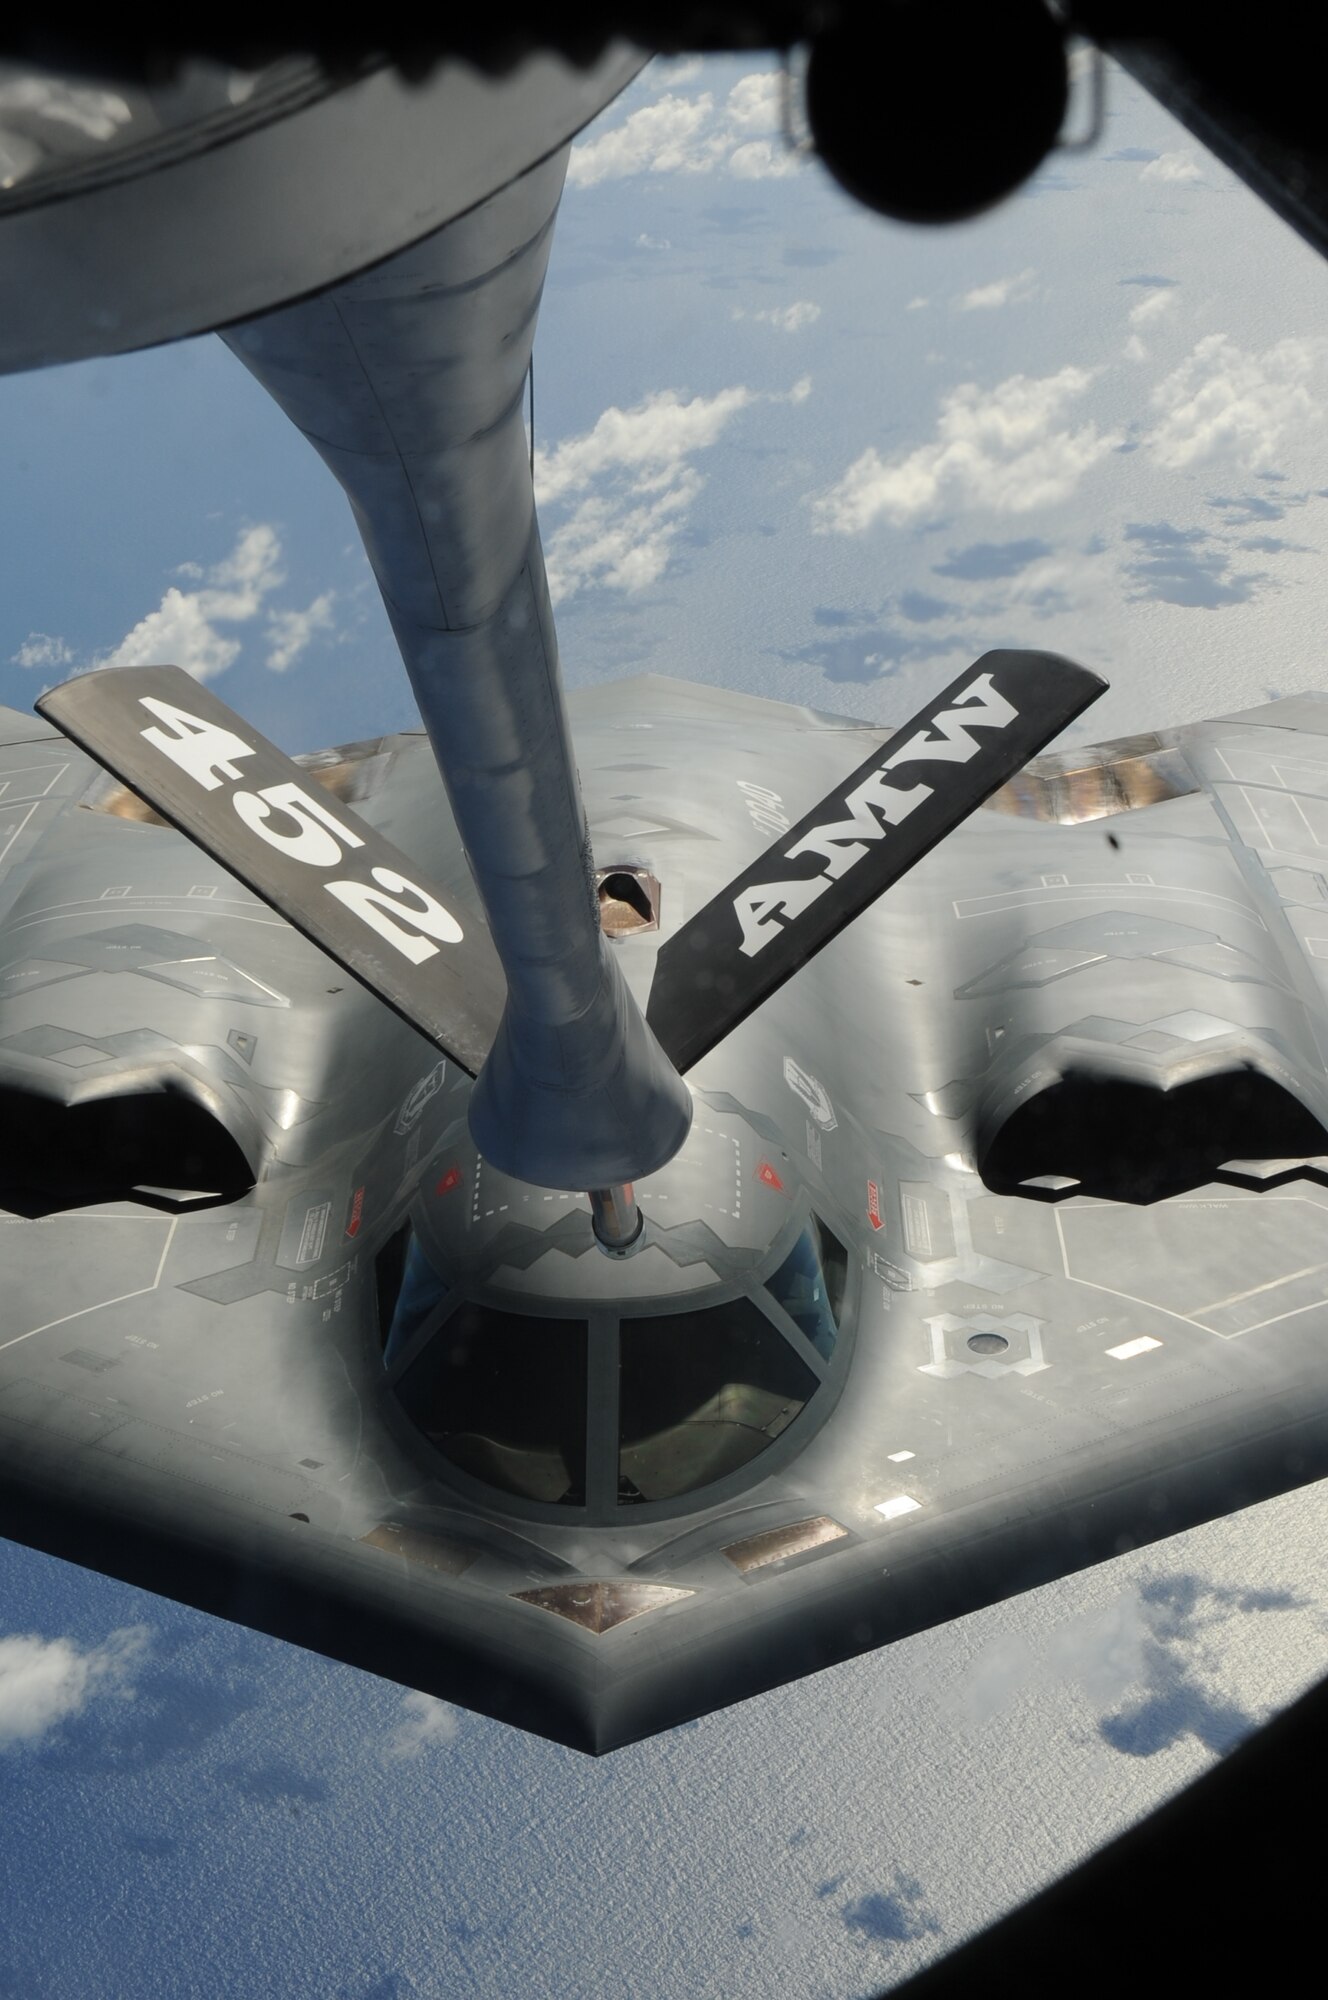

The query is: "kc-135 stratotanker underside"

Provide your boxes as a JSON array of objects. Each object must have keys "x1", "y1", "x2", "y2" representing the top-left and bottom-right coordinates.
[{"x1": 6, "y1": 676, "x2": 1328, "y2": 1751}]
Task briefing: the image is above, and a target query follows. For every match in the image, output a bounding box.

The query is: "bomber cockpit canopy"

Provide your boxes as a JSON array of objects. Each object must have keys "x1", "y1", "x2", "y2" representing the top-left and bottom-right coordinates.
[{"x1": 377, "y1": 1213, "x2": 853, "y2": 1518}]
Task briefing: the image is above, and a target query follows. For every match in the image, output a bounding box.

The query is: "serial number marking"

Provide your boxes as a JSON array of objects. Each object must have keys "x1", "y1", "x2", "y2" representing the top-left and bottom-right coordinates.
[
  {"x1": 737, "y1": 778, "x2": 790, "y2": 839},
  {"x1": 137, "y1": 696, "x2": 466, "y2": 966}
]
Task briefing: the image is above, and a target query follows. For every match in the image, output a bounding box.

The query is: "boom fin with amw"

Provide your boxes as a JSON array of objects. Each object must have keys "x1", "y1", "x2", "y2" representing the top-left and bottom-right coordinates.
[{"x1": 645, "y1": 649, "x2": 1107, "y2": 1074}]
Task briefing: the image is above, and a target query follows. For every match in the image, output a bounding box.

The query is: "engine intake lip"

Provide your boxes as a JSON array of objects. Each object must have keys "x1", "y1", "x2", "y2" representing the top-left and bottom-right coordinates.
[
  {"x1": 0, "y1": 1077, "x2": 256, "y2": 1218},
  {"x1": 978, "y1": 1055, "x2": 1328, "y2": 1207}
]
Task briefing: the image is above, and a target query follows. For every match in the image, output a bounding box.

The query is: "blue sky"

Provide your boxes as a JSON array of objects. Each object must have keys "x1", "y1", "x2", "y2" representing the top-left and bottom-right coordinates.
[
  {"x1": 4, "y1": 49, "x2": 1328, "y2": 2000},
  {"x1": 8, "y1": 49, "x2": 1328, "y2": 754}
]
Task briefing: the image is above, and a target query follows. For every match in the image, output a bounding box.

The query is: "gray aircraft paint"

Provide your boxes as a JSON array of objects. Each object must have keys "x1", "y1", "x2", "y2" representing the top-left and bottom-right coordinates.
[
  {"x1": 7, "y1": 678, "x2": 1328, "y2": 1752},
  {"x1": 0, "y1": 48, "x2": 644, "y2": 374},
  {"x1": 4, "y1": 32, "x2": 1328, "y2": 1769}
]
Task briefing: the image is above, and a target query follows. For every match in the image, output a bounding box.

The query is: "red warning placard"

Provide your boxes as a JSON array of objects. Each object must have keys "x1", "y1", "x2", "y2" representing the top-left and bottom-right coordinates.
[
  {"x1": 435, "y1": 1165, "x2": 463, "y2": 1196},
  {"x1": 756, "y1": 1159, "x2": 785, "y2": 1191},
  {"x1": 867, "y1": 1181, "x2": 884, "y2": 1230}
]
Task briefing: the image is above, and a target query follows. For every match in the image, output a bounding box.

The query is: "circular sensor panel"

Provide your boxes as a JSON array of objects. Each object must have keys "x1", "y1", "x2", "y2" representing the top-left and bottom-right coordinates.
[{"x1": 966, "y1": 1331, "x2": 1010, "y2": 1356}]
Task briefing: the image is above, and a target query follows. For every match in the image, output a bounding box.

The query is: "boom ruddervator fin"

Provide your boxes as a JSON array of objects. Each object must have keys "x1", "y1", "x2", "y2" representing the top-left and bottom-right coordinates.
[
  {"x1": 37, "y1": 664, "x2": 505, "y2": 1078},
  {"x1": 646, "y1": 649, "x2": 1107, "y2": 1074},
  {"x1": 40, "y1": 650, "x2": 1104, "y2": 1108}
]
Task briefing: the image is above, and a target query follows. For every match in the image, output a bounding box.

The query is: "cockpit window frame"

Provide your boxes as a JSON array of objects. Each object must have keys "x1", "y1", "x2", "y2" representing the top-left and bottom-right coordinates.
[{"x1": 377, "y1": 1200, "x2": 860, "y2": 1527}]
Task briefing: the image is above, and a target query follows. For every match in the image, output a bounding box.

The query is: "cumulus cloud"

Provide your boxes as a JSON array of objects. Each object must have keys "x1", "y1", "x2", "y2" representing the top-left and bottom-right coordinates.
[
  {"x1": 567, "y1": 92, "x2": 721, "y2": 187},
  {"x1": 729, "y1": 139, "x2": 799, "y2": 180},
  {"x1": 812, "y1": 366, "x2": 1120, "y2": 534},
  {"x1": 1124, "y1": 289, "x2": 1177, "y2": 363},
  {"x1": 537, "y1": 384, "x2": 768, "y2": 599},
  {"x1": 958, "y1": 268, "x2": 1037, "y2": 311},
  {"x1": 1148, "y1": 333, "x2": 1328, "y2": 470},
  {"x1": 83, "y1": 525, "x2": 338, "y2": 682},
  {"x1": 725, "y1": 71, "x2": 781, "y2": 132},
  {"x1": 1129, "y1": 289, "x2": 1174, "y2": 328},
  {"x1": 735, "y1": 300, "x2": 821, "y2": 333},
  {"x1": 0, "y1": 1626, "x2": 148, "y2": 1749},
  {"x1": 10, "y1": 632, "x2": 73, "y2": 670},
  {"x1": 98, "y1": 523, "x2": 286, "y2": 680},
  {"x1": 568, "y1": 69, "x2": 796, "y2": 186},
  {"x1": 1141, "y1": 150, "x2": 1202, "y2": 183},
  {"x1": 384, "y1": 1689, "x2": 459, "y2": 1759},
  {"x1": 649, "y1": 55, "x2": 702, "y2": 90},
  {"x1": 266, "y1": 591, "x2": 336, "y2": 672},
  {"x1": 537, "y1": 387, "x2": 754, "y2": 505}
]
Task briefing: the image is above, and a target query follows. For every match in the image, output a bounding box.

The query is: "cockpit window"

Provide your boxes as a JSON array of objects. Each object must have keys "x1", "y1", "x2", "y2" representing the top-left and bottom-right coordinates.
[
  {"x1": 381, "y1": 1213, "x2": 850, "y2": 1515},
  {"x1": 766, "y1": 1217, "x2": 848, "y2": 1359},
  {"x1": 398, "y1": 1304, "x2": 588, "y2": 1506},
  {"x1": 618, "y1": 1296, "x2": 818, "y2": 1504}
]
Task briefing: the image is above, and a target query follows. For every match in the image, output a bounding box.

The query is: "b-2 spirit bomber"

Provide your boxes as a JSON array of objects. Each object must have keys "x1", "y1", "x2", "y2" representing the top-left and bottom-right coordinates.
[{"x1": 7, "y1": 34, "x2": 1328, "y2": 1755}]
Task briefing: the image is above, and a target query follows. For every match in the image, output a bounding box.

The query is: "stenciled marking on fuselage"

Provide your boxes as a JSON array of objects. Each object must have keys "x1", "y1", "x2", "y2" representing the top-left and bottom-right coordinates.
[
  {"x1": 733, "y1": 672, "x2": 1018, "y2": 957},
  {"x1": 136, "y1": 696, "x2": 465, "y2": 966}
]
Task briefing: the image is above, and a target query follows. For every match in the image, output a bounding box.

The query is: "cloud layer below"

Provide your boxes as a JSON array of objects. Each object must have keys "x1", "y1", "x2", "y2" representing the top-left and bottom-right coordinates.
[
  {"x1": 12, "y1": 525, "x2": 342, "y2": 683},
  {"x1": 0, "y1": 1625, "x2": 148, "y2": 1750},
  {"x1": 537, "y1": 380, "x2": 808, "y2": 599},
  {"x1": 568, "y1": 70, "x2": 797, "y2": 186},
  {"x1": 1149, "y1": 334, "x2": 1328, "y2": 471},
  {"x1": 812, "y1": 367, "x2": 1120, "y2": 534}
]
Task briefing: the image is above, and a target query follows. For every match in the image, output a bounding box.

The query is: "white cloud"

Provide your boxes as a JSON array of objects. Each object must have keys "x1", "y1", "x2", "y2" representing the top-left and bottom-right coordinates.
[
  {"x1": 265, "y1": 591, "x2": 336, "y2": 672},
  {"x1": 725, "y1": 71, "x2": 781, "y2": 132},
  {"x1": 735, "y1": 300, "x2": 821, "y2": 333},
  {"x1": 537, "y1": 385, "x2": 773, "y2": 601},
  {"x1": 537, "y1": 386, "x2": 754, "y2": 507},
  {"x1": 649, "y1": 55, "x2": 702, "y2": 91},
  {"x1": 384, "y1": 1689, "x2": 459, "y2": 1759},
  {"x1": 958, "y1": 268, "x2": 1037, "y2": 312},
  {"x1": 1129, "y1": 288, "x2": 1174, "y2": 328},
  {"x1": 728, "y1": 138, "x2": 799, "y2": 180},
  {"x1": 1141, "y1": 150, "x2": 1202, "y2": 183},
  {"x1": 537, "y1": 379, "x2": 811, "y2": 600},
  {"x1": 0, "y1": 1626, "x2": 148, "y2": 1750},
  {"x1": 566, "y1": 93, "x2": 722, "y2": 187},
  {"x1": 812, "y1": 366, "x2": 1120, "y2": 534},
  {"x1": 1147, "y1": 333, "x2": 1328, "y2": 470},
  {"x1": 10, "y1": 632, "x2": 73, "y2": 670},
  {"x1": 635, "y1": 232, "x2": 672, "y2": 251},
  {"x1": 1124, "y1": 289, "x2": 1176, "y2": 362},
  {"x1": 568, "y1": 68, "x2": 796, "y2": 186},
  {"x1": 905, "y1": 297, "x2": 929, "y2": 312},
  {"x1": 98, "y1": 523, "x2": 286, "y2": 680}
]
